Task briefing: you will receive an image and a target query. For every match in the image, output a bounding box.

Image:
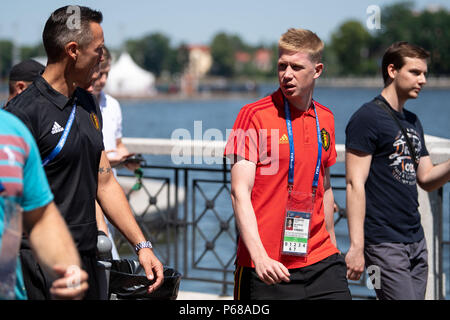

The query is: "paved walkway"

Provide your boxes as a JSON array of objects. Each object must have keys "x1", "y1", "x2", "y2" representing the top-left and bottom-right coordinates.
[{"x1": 177, "y1": 291, "x2": 232, "y2": 300}]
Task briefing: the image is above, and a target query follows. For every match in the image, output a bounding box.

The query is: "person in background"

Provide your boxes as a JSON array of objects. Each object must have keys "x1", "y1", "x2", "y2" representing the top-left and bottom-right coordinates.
[
  {"x1": 345, "y1": 41, "x2": 450, "y2": 300},
  {"x1": 5, "y1": 5, "x2": 163, "y2": 299},
  {"x1": 88, "y1": 46, "x2": 139, "y2": 260},
  {"x1": 7, "y1": 59, "x2": 45, "y2": 102},
  {"x1": 1, "y1": 108, "x2": 88, "y2": 300},
  {"x1": 89, "y1": 46, "x2": 137, "y2": 169},
  {"x1": 225, "y1": 28, "x2": 351, "y2": 300}
]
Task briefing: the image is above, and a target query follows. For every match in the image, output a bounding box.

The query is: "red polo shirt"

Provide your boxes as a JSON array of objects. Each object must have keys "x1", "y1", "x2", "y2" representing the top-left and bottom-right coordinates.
[{"x1": 225, "y1": 89, "x2": 338, "y2": 269}]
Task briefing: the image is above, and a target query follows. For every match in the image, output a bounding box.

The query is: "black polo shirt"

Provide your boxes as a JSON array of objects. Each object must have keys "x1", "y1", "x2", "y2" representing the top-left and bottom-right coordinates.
[{"x1": 5, "y1": 76, "x2": 104, "y2": 252}]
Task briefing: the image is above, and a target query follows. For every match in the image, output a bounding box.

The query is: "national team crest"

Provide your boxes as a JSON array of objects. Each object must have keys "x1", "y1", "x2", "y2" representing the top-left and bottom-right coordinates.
[
  {"x1": 321, "y1": 128, "x2": 330, "y2": 151},
  {"x1": 90, "y1": 113, "x2": 100, "y2": 131}
]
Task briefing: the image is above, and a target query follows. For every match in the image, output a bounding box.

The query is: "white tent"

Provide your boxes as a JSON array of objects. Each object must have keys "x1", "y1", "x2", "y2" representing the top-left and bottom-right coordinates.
[{"x1": 105, "y1": 52, "x2": 156, "y2": 97}]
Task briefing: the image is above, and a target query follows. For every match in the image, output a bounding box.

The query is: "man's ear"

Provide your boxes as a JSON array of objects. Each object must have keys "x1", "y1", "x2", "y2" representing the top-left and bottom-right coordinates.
[
  {"x1": 387, "y1": 63, "x2": 397, "y2": 81},
  {"x1": 65, "y1": 41, "x2": 79, "y2": 61},
  {"x1": 15, "y1": 81, "x2": 28, "y2": 94},
  {"x1": 314, "y1": 62, "x2": 324, "y2": 79}
]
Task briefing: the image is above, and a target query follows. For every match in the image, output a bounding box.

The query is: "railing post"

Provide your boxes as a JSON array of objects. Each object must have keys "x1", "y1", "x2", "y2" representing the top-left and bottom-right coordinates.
[
  {"x1": 431, "y1": 187, "x2": 444, "y2": 299},
  {"x1": 418, "y1": 185, "x2": 445, "y2": 300},
  {"x1": 183, "y1": 168, "x2": 189, "y2": 278},
  {"x1": 174, "y1": 168, "x2": 179, "y2": 271}
]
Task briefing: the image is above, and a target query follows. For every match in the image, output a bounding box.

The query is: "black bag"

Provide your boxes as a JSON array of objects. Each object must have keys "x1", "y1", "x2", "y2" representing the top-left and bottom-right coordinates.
[{"x1": 108, "y1": 259, "x2": 182, "y2": 300}]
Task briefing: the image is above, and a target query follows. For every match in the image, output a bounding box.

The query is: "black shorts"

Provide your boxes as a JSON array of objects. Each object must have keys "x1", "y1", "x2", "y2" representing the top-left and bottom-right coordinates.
[
  {"x1": 20, "y1": 247, "x2": 100, "y2": 300},
  {"x1": 234, "y1": 253, "x2": 351, "y2": 300}
]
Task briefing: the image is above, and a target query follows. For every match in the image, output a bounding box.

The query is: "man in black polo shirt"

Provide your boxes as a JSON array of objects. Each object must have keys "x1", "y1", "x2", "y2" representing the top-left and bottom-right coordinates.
[{"x1": 5, "y1": 5, "x2": 163, "y2": 300}]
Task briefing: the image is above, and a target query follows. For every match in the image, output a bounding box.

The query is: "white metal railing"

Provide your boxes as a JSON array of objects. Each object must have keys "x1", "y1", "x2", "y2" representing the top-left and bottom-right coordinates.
[
  {"x1": 122, "y1": 134, "x2": 450, "y2": 300},
  {"x1": 123, "y1": 134, "x2": 450, "y2": 164}
]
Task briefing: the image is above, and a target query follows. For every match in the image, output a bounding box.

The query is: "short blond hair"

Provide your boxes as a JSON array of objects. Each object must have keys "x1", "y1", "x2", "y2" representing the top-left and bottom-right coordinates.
[{"x1": 278, "y1": 28, "x2": 324, "y2": 62}]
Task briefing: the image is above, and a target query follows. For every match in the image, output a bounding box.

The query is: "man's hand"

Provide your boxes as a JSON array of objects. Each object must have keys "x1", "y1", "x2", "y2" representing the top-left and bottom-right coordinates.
[
  {"x1": 50, "y1": 265, "x2": 89, "y2": 300},
  {"x1": 138, "y1": 248, "x2": 164, "y2": 294},
  {"x1": 345, "y1": 247, "x2": 365, "y2": 281},
  {"x1": 106, "y1": 150, "x2": 140, "y2": 171},
  {"x1": 105, "y1": 149, "x2": 130, "y2": 167},
  {"x1": 254, "y1": 256, "x2": 290, "y2": 285}
]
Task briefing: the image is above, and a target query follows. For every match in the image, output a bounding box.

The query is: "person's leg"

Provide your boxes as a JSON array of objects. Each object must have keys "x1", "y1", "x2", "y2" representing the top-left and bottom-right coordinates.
[
  {"x1": 409, "y1": 238, "x2": 428, "y2": 300},
  {"x1": 304, "y1": 253, "x2": 352, "y2": 300},
  {"x1": 81, "y1": 253, "x2": 101, "y2": 300},
  {"x1": 234, "y1": 265, "x2": 254, "y2": 300},
  {"x1": 364, "y1": 242, "x2": 416, "y2": 300},
  {"x1": 19, "y1": 247, "x2": 52, "y2": 300}
]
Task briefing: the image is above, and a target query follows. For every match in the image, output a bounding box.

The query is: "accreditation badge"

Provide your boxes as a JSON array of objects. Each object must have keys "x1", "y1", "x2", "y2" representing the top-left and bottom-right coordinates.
[{"x1": 281, "y1": 191, "x2": 315, "y2": 257}]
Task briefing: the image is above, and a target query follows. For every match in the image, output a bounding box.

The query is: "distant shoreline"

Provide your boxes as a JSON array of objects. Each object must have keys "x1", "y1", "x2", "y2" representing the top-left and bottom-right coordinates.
[
  {"x1": 1, "y1": 77, "x2": 449, "y2": 103},
  {"x1": 316, "y1": 76, "x2": 450, "y2": 89}
]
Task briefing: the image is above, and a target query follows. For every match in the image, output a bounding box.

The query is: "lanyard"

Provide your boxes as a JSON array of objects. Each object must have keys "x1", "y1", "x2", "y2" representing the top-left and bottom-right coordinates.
[
  {"x1": 284, "y1": 97, "x2": 322, "y2": 193},
  {"x1": 42, "y1": 104, "x2": 77, "y2": 166}
]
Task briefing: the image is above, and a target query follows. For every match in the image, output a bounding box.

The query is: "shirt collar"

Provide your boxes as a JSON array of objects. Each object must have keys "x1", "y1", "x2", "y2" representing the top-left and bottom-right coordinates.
[
  {"x1": 375, "y1": 94, "x2": 405, "y2": 119},
  {"x1": 98, "y1": 91, "x2": 107, "y2": 110},
  {"x1": 34, "y1": 76, "x2": 74, "y2": 110},
  {"x1": 274, "y1": 88, "x2": 316, "y2": 118}
]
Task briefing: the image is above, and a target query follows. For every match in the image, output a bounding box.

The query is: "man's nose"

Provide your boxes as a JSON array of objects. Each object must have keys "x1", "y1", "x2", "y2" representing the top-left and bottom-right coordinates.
[
  {"x1": 283, "y1": 66, "x2": 293, "y2": 80},
  {"x1": 99, "y1": 51, "x2": 105, "y2": 63},
  {"x1": 419, "y1": 73, "x2": 427, "y2": 85}
]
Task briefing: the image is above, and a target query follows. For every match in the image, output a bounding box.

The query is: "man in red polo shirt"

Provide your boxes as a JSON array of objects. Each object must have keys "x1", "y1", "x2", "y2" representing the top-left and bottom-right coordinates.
[{"x1": 225, "y1": 28, "x2": 351, "y2": 300}]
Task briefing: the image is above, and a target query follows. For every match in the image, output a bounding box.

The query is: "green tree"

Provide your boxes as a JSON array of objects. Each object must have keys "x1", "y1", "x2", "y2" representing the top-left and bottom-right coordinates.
[
  {"x1": 269, "y1": 42, "x2": 279, "y2": 76},
  {"x1": 0, "y1": 40, "x2": 13, "y2": 79},
  {"x1": 126, "y1": 33, "x2": 189, "y2": 77},
  {"x1": 376, "y1": 1, "x2": 416, "y2": 48},
  {"x1": 416, "y1": 8, "x2": 450, "y2": 75},
  {"x1": 329, "y1": 20, "x2": 377, "y2": 75},
  {"x1": 374, "y1": 1, "x2": 450, "y2": 75},
  {"x1": 322, "y1": 44, "x2": 340, "y2": 77},
  {"x1": 209, "y1": 32, "x2": 247, "y2": 77},
  {"x1": 167, "y1": 43, "x2": 189, "y2": 75},
  {"x1": 20, "y1": 43, "x2": 46, "y2": 61},
  {"x1": 126, "y1": 32, "x2": 172, "y2": 77}
]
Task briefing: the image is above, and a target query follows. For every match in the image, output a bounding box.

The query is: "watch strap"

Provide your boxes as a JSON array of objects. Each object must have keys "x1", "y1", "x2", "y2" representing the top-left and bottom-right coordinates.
[{"x1": 135, "y1": 240, "x2": 152, "y2": 253}]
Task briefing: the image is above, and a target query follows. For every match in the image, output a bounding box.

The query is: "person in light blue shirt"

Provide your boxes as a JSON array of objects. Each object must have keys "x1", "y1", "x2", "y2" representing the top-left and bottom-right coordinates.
[{"x1": 0, "y1": 109, "x2": 88, "y2": 299}]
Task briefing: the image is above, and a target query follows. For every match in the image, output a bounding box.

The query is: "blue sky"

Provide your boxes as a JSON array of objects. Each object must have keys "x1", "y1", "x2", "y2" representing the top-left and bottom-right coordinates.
[{"x1": 1, "y1": 0, "x2": 449, "y2": 48}]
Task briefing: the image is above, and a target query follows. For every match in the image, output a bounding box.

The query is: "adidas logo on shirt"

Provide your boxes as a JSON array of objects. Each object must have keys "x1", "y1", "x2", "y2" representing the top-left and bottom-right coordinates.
[
  {"x1": 279, "y1": 134, "x2": 289, "y2": 144},
  {"x1": 51, "y1": 121, "x2": 64, "y2": 134}
]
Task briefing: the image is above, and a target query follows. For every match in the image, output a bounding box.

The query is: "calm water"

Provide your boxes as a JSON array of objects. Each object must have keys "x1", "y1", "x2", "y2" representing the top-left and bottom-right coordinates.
[
  {"x1": 121, "y1": 85, "x2": 450, "y2": 143},
  {"x1": 119, "y1": 85, "x2": 450, "y2": 298}
]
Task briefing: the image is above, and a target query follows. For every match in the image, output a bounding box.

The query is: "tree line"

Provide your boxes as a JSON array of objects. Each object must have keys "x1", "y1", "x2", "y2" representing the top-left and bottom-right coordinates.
[{"x1": 1, "y1": 1, "x2": 449, "y2": 80}]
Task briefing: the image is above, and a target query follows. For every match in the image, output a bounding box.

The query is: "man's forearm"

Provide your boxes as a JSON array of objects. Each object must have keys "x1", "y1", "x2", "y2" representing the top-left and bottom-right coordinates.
[
  {"x1": 345, "y1": 182, "x2": 366, "y2": 249},
  {"x1": 97, "y1": 177, "x2": 146, "y2": 246},
  {"x1": 26, "y1": 202, "x2": 81, "y2": 276},
  {"x1": 231, "y1": 189, "x2": 268, "y2": 263},
  {"x1": 418, "y1": 158, "x2": 450, "y2": 192},
  {"x1": 97, "y1": 157, "x2": 163, "y2": 290},
  {"x1": 323, "y1": 187, "x2": 337, "y2": 247},
  {"x1": 95, "y1": 200, "x2": 109, "y2": 235}
]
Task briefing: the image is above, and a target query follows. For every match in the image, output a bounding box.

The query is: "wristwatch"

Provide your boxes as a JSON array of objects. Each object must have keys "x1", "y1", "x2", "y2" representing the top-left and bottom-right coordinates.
[{"x1": 135, "y1": 240, "x2": 153, "y2": 253}]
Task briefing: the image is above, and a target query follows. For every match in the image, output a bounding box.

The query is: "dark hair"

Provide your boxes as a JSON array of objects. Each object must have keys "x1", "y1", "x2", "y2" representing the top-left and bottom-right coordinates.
[
  {"x1": 382, "y1": 41, "x2": 430, "y2": 86},
  {"x1": 43, "y1": 5, "x2": 103, "y2": 62}
]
